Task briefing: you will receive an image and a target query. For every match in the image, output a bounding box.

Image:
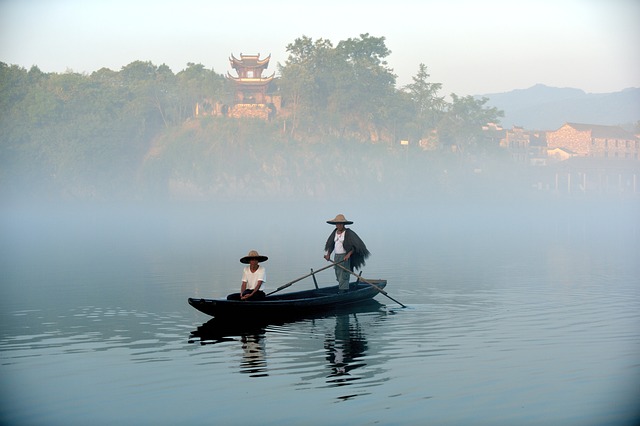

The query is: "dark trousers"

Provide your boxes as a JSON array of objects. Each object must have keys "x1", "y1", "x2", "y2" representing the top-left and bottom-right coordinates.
[
  {"x1": 334, "y1": 253, "x2": 351, "y2": 291},
  {"x1": 227, "y1": 290, "x2": 266, "y2": 301}
]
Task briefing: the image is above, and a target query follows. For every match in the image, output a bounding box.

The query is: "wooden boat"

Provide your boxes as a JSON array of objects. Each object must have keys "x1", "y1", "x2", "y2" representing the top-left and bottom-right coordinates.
[{"x1": 188, "y1": 279, "x2": 387, "y2": 319}]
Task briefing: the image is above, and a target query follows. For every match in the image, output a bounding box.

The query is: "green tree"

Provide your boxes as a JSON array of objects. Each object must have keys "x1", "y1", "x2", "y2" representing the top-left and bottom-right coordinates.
[
  {"x1": 278, "y1": 36, "x2": 335, "y2": 137},
  {"x1": 279, "y1": 34, "x2": 398, "y2": 141},
  {"x1": 437, "y1": 94, "x2": 503, "y2": 153},
  {"x1": 175, "y1": 62, "x2": 226, "y2": 123},
  {"x1": 332, "y1": 33, "x2": 397, "y2": 141},
  {"x1": 118, "y1": 61, "x2": 173, "y2": 129},
  {"x1": 404, "y1": 63, "x2": 445, "y2": 139}
]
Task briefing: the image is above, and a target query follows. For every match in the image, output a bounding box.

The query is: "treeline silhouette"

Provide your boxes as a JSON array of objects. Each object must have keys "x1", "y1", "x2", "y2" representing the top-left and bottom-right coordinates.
[{"x1": 1, "y1": 34, "x2": 513, "y2": 202}]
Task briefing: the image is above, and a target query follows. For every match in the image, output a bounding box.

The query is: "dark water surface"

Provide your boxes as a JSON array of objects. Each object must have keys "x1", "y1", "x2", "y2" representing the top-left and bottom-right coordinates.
[{"x1": 1, "y1": 200, "x2": 639, "y2": 426}]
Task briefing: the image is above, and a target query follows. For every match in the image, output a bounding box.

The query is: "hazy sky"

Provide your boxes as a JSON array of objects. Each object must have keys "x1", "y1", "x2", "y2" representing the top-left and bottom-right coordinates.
[{"x1": 1, "y1": 0, "x2": 638, "y2": 95}]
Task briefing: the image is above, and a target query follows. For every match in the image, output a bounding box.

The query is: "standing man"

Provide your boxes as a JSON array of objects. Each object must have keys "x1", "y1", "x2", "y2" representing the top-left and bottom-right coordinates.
[{"x1": 324, "y1": 214, "x2": 370, "y2": 293}]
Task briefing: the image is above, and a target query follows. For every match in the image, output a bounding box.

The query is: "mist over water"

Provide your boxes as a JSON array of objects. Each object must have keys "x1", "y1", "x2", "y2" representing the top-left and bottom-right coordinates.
[
  {"x1": 1, "y1": 180, "x2": 639, "y2": 425},
  {"x1": 2, "y1": 194, "x2": 639, "y2": 308}
]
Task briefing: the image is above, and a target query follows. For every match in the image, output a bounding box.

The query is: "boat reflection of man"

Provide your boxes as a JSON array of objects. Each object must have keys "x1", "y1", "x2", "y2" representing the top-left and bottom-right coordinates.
[
  {"x1": 324, "y1": 214, "x2": 370, "y2": 293},
  {"x1": 240, "y1": 333, "x2": 267, "y2": 377},
  {"x1": 325, "y1": 314, "x2": 368, "y2": 380}
]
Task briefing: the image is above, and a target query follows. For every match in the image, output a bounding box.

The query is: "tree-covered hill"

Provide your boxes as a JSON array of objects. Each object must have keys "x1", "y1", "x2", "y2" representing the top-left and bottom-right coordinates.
[{"x1": 1, "y1": 34, "x2": 506, "y2": 203}]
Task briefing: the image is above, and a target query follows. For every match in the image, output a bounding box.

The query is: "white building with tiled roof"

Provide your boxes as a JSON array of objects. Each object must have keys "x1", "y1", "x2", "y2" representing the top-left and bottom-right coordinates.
[{"x1": 546, "y1": 123, "x2": 639, "y2": 160}]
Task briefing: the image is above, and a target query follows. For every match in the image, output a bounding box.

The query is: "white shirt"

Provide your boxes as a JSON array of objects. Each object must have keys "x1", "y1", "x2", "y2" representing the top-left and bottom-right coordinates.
[
  {"x1": 333, "y1": 231, "x2": 347, "y2": 254},
  {"x1": 242, "y1": 265, "x2": 266, "y2": 290}
]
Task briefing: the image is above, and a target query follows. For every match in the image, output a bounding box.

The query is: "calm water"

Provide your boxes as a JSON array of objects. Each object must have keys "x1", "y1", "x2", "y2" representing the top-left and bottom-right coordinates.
[{"x1": 1, "y1": 200, "x2": 639, "y2": 426}]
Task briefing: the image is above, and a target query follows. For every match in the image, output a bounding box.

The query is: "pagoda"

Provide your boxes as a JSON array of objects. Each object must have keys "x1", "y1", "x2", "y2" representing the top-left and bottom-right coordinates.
[{"x1": 227, "y1": 53, "x2": 275, "y2": 105}]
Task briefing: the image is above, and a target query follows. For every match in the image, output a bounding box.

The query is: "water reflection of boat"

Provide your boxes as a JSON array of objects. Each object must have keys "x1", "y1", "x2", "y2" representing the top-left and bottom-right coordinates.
[
  {"x1": 189, "y1": 318, "x2": 269, "y2": 376},
  {"x1": 189, "y1": 300, "x2": 385, "y2": 345},
  {"x1": 189, "y1": 301, "x2": 385, "y2": 380},
  {"x1": 189, "y1": 318, "x2": 268, "y2": 345}
]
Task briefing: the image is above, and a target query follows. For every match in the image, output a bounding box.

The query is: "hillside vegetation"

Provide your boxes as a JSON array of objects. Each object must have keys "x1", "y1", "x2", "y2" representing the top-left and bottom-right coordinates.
[{"x1": 2, "y1": 34, "x2": 516, "y2": 203}]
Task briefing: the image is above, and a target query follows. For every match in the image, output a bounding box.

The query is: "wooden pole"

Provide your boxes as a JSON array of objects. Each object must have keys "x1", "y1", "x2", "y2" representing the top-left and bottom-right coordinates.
[
  {"x1": 311, "y1": 268, "x2": 319, "y2": 289},
  {"x1": 336, "y1": 264, "x2": 406, "y2": 308},
  {"x1": 267, "y1": 260, "x2": 344, "y2": 296}
]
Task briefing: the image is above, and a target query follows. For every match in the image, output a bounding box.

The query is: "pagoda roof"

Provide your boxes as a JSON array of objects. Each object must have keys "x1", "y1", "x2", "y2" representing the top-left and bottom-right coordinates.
[{"x1": 229, "y1": 53, "x2": 271, "y2": 68}]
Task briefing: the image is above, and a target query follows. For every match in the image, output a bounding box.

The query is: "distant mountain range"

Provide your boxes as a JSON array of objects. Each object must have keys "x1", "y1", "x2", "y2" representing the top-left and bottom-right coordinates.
[{"x1": 478, "y1": 84, "x2": 640, "y2": 131}]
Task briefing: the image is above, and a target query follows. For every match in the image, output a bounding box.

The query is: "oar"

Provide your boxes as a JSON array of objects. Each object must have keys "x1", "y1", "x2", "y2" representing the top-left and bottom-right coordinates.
[
  {"x1": 267, "y1": 260, "x2": 344, "y2": 296},
  {"x1": 310, "y1": 268, "x2": 320, "y2": 289},
  {"x1": 336, "y1": 263, "x2": 407, "y2": 308}
]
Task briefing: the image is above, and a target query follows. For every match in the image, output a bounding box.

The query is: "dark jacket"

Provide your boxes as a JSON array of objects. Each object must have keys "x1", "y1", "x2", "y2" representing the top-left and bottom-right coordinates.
[{"x1": 324, "y1": 228, "x2": 370, "y2": 271}]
